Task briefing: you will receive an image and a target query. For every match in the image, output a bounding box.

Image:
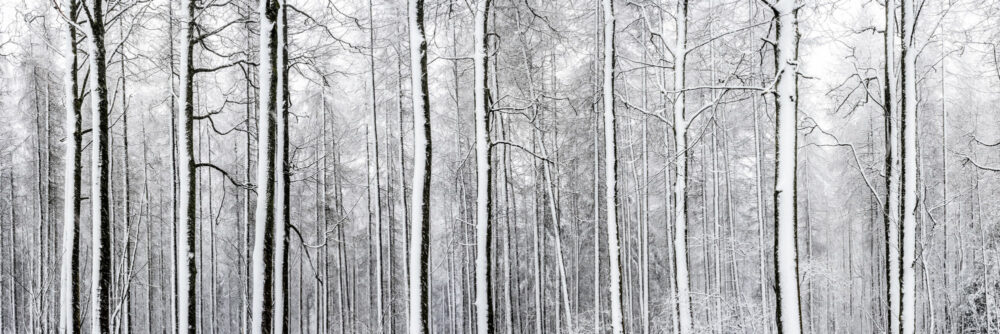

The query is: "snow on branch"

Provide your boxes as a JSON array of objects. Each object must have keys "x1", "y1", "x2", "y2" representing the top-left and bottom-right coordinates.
[{"x1": 195, "y1": 163, "x2": 255, "y2": 190}]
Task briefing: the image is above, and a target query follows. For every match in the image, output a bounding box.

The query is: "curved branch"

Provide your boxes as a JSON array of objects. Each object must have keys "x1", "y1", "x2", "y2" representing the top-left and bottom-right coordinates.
[
  {"x1": 960, "y1": 155, "x2": 1000, "y2": 172},
  {"x1": 287, "y1": 224, "x2": 323, "y2": 283},
  {"x1": 195, "y1": 163, "x2": 255, "y2": 191},
  {"x1": 491, "y1": 140, "x2": 553, "y2": 164},
  {"x1": 971, "y1": 136, "x2": 1000, "y2": 147},
  {"x1": 194, "y1": 60, "x2": 250, "y2": 74}
]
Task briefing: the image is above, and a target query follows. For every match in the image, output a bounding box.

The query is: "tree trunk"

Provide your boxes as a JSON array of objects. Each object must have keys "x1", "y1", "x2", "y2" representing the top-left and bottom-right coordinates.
[
  {"x1": 601, "y1": 0, "x2": 624, "y2": 332},
  {"x1": 9, "y1": 170, "x2": 20, "y2": 333},
  {"x1": 367, "y1": 1, "x2": 386, "y2": 330},
  {"x1": 406, "y1": 0, "x2": 432, "y2": 331},
  {"x1": 167, "y1": 2, "x2": 180, "y2": 331},
  {"x1": 250, "y1": 0, "x2": 280, "y2": 332},
  {"x1": 473, "y1": 0, "x2": 494, "y2": 333},
  {"x1": 118, "y1": 17, "x2": 134, "y2": 332},
  {"x1": 883, "y1": 0, "x2": 901, "y2": 332},
  {"x1": 87, "y1": 0, "x2": 113, "y2": 331},
  {"x1": 899, "y1": 0, "x2": 918, "y2": 332},
  {"x1": 671, "y1": 1, "x2": 693, "y2": 333},
  {"x1": 141, "y1": 123, "x2": 154, "y2": 334},
  {"x1": 274, "y1": 1, "x2": 290, "y2": 332},
  {"x1": 770, "y1": 1, "x2": 802, "y2": 333},
  {"x1": 175, "y1": 0, "x2": 198, "y2": 331},
  {"x1": 58, "y1": 0, "x2": 83, "y2": 330}
]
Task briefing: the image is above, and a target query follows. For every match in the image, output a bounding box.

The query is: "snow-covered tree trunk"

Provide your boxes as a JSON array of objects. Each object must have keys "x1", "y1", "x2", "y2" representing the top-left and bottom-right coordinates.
[
  {"x1": 175, "y1": 0, "x2": 197, "y2": 331},
  {"x1": 671, "y1": 1, "x2": 693, "y2": 333},
  {"x1": 272, "y1": 1, "x2": 289, "y2": 332},
  {"x1": 58, "y1": 0, "x2": 83, "y2": 331},
  {"x1": 407, "y1": 0, "x2": 432, "y2": 332},
  {"x1": 473, "y1": 0, "x2": 493, "y2": 333},
  {"x1": 899, "y1": 0, "x2": 917, "y2": 332},
  {"x1": 86, "y1": 0, "x2": 113, "y2": 332},
  {"x1": 601, "y1": 0, "x2": 624, "y2": 332},
  {"x1": 883, "y1": 0, "x2": 902, "y2": 332},
  {"x1": 251, "y1": 0, "x2": 280, "y2": 332},
  {"x1": 770, "y1": 1, "x2": 802, "y2": 333}
]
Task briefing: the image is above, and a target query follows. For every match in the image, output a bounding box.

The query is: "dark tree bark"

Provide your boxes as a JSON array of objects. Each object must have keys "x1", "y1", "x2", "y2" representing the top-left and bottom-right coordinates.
[
  {"x1": 85, "y1": 0, "x2": 113, "y2": 332},
  {"x1": 406, "y1": 0, "x2": 432, "y2": 332},
  {"x1": 57, "y1": 0, "x2": 84, "y2": 331},
  {"x1": 250, "y1": 0, "x2": 280, "y2": 332}
]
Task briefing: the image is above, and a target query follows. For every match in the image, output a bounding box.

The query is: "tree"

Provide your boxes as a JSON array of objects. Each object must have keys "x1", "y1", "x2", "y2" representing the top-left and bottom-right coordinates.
[
  {"x1": 0, "y1": 0, "x2": 995, "y2": 332},
  {"x1": 175, "y1": 0, "x2": 198, "y2": 330},
  {"x1": 883, "y1": 0, "x2": 902, "y2": 333},
  {"x1": 251, "y1": 0, "x2": 280, "y2": 332},
  {"x1": 601, "y1": 0, "x2": 625, "y2": 332},
  {"x1": 82, "y1": 0, "x2": 113, "y2": 331},
  {"x1": 473, "y1": 0, "x2": 493, "y2": 333},
  {"x1": 406, "y1": 0, "x2": 432, "y2": 331},
  {"x1": 899, "y1": 0, "x2": 918, "y2": 332},
  {"x1": 116, "y1": 13, "x2": 135, "y2": 332},
  {"x1": 366, "y1": 0, "x2": 385, "y2": 330},
  {"x1": 670, "y1": 1, "x2": 693, "y2": 332},
  {"x1": 274, "y1": 0, "x2": 290, "y2": 332},
  {"x1": 768, "y1": 1, "x2": 802, "y2": 333},
  {"x1": 57, "y1": 0, "x2": 83, "y2": 331}
]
